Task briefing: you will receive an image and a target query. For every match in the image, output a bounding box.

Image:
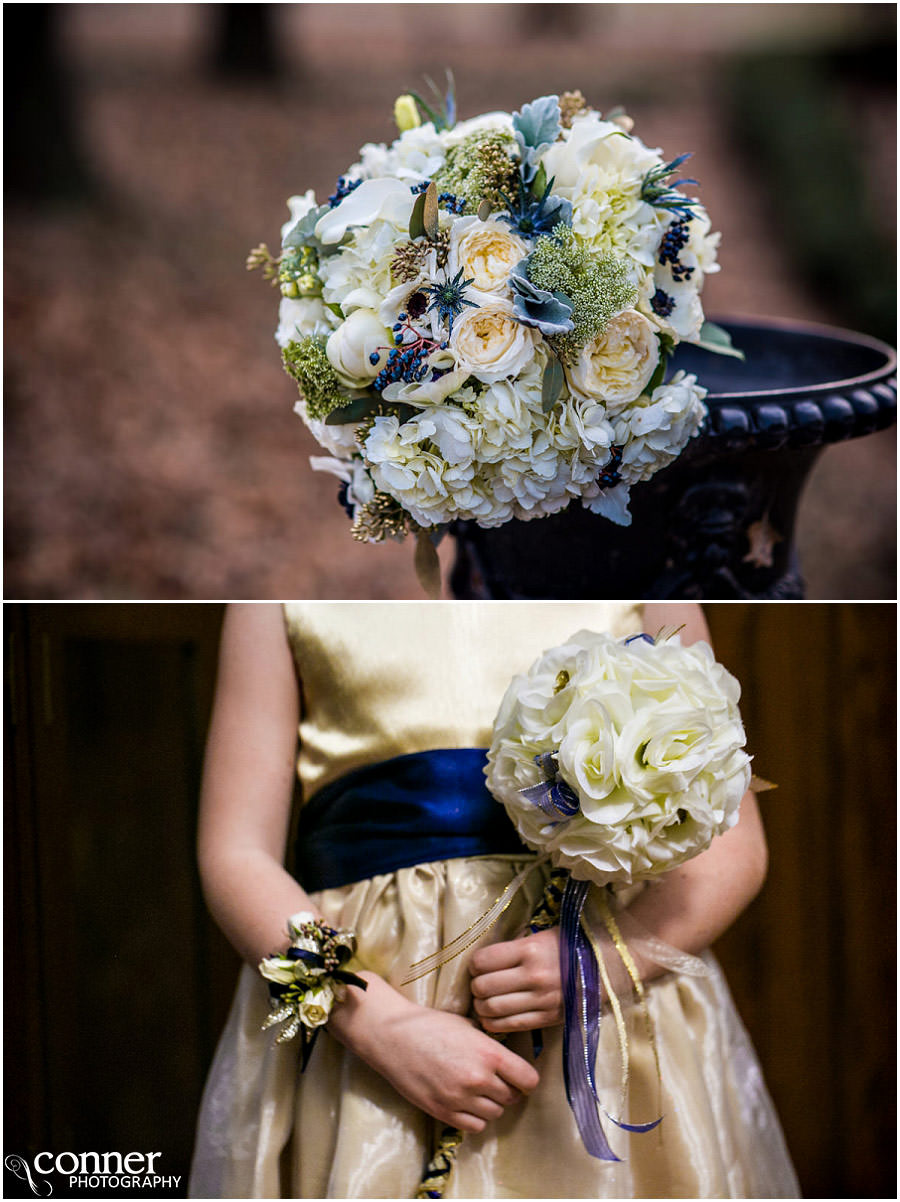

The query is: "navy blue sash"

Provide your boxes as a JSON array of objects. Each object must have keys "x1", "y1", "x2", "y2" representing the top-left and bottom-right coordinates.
[{"x1": 294, "y1": 748, "x2": 531, "y2": 892}]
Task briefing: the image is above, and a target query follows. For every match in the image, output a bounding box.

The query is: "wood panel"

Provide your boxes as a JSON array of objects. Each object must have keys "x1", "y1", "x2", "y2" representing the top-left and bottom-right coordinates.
[
  {"x1": 706, "y1": 604, "x2": 896, "y2": 1199},
  {"x1": 4, "y1": 604, "x2": 237, "y2": 1197}
]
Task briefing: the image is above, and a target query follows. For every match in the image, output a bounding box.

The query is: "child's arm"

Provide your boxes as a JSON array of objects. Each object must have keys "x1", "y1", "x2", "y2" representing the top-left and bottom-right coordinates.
[
  {"x1": 198, "y1": 603, "x2": 538, "y2": 1132},
  {"x1": 469, "y1": 602, "x2": 768, "y2": 1034}
]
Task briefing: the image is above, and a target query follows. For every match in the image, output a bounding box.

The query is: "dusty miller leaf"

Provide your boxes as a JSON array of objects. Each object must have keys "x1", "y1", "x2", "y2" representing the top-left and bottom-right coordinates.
[{"x1": 696, "y1": 321, "x2": 746, "y2": 361}]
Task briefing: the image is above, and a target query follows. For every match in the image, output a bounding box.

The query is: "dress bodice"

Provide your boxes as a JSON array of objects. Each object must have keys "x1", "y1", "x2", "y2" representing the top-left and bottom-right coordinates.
[{"x1": 282, "y1": 602, "x2": 643, "y2": 799}]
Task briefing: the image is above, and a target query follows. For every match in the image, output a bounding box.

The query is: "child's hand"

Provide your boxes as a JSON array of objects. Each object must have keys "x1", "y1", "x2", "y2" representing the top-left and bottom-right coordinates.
[
  {"x1": 329, "y1": 973, "x2": 539, "y2": 1132},
  {"x1": 469, "y1": 929, "x2": 563, "y2": 1034}
]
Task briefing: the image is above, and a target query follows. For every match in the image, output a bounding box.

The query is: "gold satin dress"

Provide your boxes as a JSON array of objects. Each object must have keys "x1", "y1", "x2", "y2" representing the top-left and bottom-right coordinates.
[{"x1": 189, "y1": 603, "x2": 799, "y2": 1199}]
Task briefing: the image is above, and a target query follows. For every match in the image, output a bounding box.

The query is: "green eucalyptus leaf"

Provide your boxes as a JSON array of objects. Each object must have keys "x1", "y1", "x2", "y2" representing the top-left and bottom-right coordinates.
[
  {"x1": 324, "y1": 396, "x2": 377, "y2": 425},
  {"x1": 696, "y1": 321, "x2": 746, "y2": 361},
  {"x1": 409, "y1": 191, "x2": 427, "y2": 240},
  {"x1": 541, "y1": 354, "x2": 565, "y2": 412},
  {"x1": 477, "y1": 197, "x2": 492, "y2": 222},
  {"x1": 423, "y1": 181, "x2": 439, "y2": 240}
]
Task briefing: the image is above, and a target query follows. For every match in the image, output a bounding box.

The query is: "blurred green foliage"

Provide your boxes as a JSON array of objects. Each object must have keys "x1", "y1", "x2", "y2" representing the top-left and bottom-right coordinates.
[{"x1": 727, "y1": 49, "x2": 896, "y2": 344}]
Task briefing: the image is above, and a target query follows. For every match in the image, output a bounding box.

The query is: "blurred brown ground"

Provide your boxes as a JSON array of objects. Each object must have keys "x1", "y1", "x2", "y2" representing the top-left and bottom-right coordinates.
[{"x1": 4, "y1": 3, "x2": 896, "y2": 599}]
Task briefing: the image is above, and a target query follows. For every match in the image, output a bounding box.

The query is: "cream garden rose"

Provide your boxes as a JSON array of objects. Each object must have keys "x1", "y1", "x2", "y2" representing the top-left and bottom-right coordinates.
[
  {"x1": 448, "y1": 217, "x2": 530, "y2": 295},
  {"x1": 450, "y1": 295, "x2": 540, "y2": 383},
  {"x1": 565, "y1": 309, "x2": 659, "y2": 409}
]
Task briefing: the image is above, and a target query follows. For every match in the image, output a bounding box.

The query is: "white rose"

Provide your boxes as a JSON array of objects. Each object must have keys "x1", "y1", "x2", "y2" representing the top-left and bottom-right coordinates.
[
  {"x1": 447, "y1": 217, "x2": 529, "y2": 296},
  {"x1": 450, "y1": 295, "x2": 539, "y2": 383},
  {"x1": 565, "y1": 309, "x2": 658, "y2": 410},
  {"x1": 298, "y1": 984, "x2": 335, "y2": 1028},
  {"x1": 326, "y1": 309, "x2": 390, "y2": 387},
  {"x1": 557, "y1": 698, "x2": 620, "y2": 807}
]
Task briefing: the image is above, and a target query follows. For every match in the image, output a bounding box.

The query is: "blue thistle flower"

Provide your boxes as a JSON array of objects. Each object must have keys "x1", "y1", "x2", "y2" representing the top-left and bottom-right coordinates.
[{"x1": 424, "y1": 268, "x2": 479, "y2": 334}]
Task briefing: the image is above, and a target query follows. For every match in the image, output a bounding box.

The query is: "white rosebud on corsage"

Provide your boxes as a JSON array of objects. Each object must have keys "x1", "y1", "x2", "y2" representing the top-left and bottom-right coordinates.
[{"x1": 298, "y1": 984, "x2": 335, "y2": 1028}]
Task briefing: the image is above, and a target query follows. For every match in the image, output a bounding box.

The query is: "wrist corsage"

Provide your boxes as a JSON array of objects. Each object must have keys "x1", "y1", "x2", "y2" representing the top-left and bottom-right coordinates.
[{"x1": 258, "y1": 911, "x2": 367, "y2": 1067}]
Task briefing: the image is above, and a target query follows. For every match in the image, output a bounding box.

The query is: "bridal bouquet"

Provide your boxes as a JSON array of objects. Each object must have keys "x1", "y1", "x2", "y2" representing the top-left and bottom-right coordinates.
[
  {"x1": 486, "y1": 628, "x2": 752, "y2": 885},
  {"x1": 252, "y1": 83, "x2": 737, "y2": 575}
]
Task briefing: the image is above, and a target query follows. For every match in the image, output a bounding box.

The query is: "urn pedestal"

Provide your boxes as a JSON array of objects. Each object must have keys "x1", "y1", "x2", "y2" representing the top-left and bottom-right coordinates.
[{"x1": 449, "y1": 318, "x2": 896, "y2": 599}]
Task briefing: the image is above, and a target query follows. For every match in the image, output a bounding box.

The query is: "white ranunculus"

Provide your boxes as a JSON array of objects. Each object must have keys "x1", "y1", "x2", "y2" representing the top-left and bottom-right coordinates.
[
  {"x1": 450, "y1": 294, "x2": 540, "y2": 383},
  {"x1": 565, "y1": 309, "x2": 658, "y2": 410},
  {"x1": 447, "y1": 217, "x2": 529, "y2": 296},
  {"x1": 326, "y1": 309, "x2": 391, "y2": 387},
  {"x1": 486, "y1": 629, "x2": 751, "y2": 887},
  {"x1": 275, "y1": 296, "x2": 334, "y2": 348}
]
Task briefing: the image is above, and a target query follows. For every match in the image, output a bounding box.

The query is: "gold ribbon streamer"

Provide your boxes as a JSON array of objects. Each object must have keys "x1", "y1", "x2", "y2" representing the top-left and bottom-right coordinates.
[
  {"x1": 401, "y1": 853, "x2": 550, "y2": 984},
  {"x1": 595, "y1": 889, "x2": 663, "y2": 1120},
  {"x1": 582, "y1": 920, "x2": 630, "y2": 1118}
]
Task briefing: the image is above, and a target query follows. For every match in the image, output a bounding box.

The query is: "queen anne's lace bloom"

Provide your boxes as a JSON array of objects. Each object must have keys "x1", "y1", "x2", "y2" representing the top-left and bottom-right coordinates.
[
  {"x1": 486, "y1": 630, "x2": 752, "y2": 887},
  {"x1": 268, "y1": 91, "x2": 725, "y2": 538}
]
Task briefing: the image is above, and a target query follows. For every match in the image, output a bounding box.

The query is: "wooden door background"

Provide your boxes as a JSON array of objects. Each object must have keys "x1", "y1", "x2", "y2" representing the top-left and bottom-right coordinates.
[{"x1": 4, "y1": 602, "x2": 895, "y2": 1198}]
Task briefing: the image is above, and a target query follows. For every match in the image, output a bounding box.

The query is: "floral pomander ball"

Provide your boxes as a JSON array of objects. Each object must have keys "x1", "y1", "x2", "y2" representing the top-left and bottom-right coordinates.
[{"x1": 486, "y1": 630, "x2": 752, "y2": 887}]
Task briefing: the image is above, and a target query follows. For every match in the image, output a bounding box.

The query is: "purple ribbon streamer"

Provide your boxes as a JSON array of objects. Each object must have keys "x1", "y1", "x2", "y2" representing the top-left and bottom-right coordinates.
[
  {"x1": 559, "y1": 879, "x2": 664, "y2": 1155},
  {"x1": 559, "y1": 877, "x2": 621, "y2": 1161}
]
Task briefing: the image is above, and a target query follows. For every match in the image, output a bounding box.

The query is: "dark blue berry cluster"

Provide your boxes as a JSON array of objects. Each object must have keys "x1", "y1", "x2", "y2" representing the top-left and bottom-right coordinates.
[
  {"x1": 597, "y1": 445, "x2": 624, "y2": 489},
  {"x1": 438, "y1": 192, "x2": 467, "y2": 214},
  {"x1": 370, "y1": 312, "x2": 448, "y2": 391},
  {"x1": 658, "y1": 219, "x2": 695, "y2": 282},
  {"x1": 408, "y1": 182, "x2": 466, "y2": 214},
  {"x1": 650, "y1": 288, "x2": 676, "y2": 318},
  {"x1": 328, "y1": 176, "x2": 362, "y2": 208}
]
